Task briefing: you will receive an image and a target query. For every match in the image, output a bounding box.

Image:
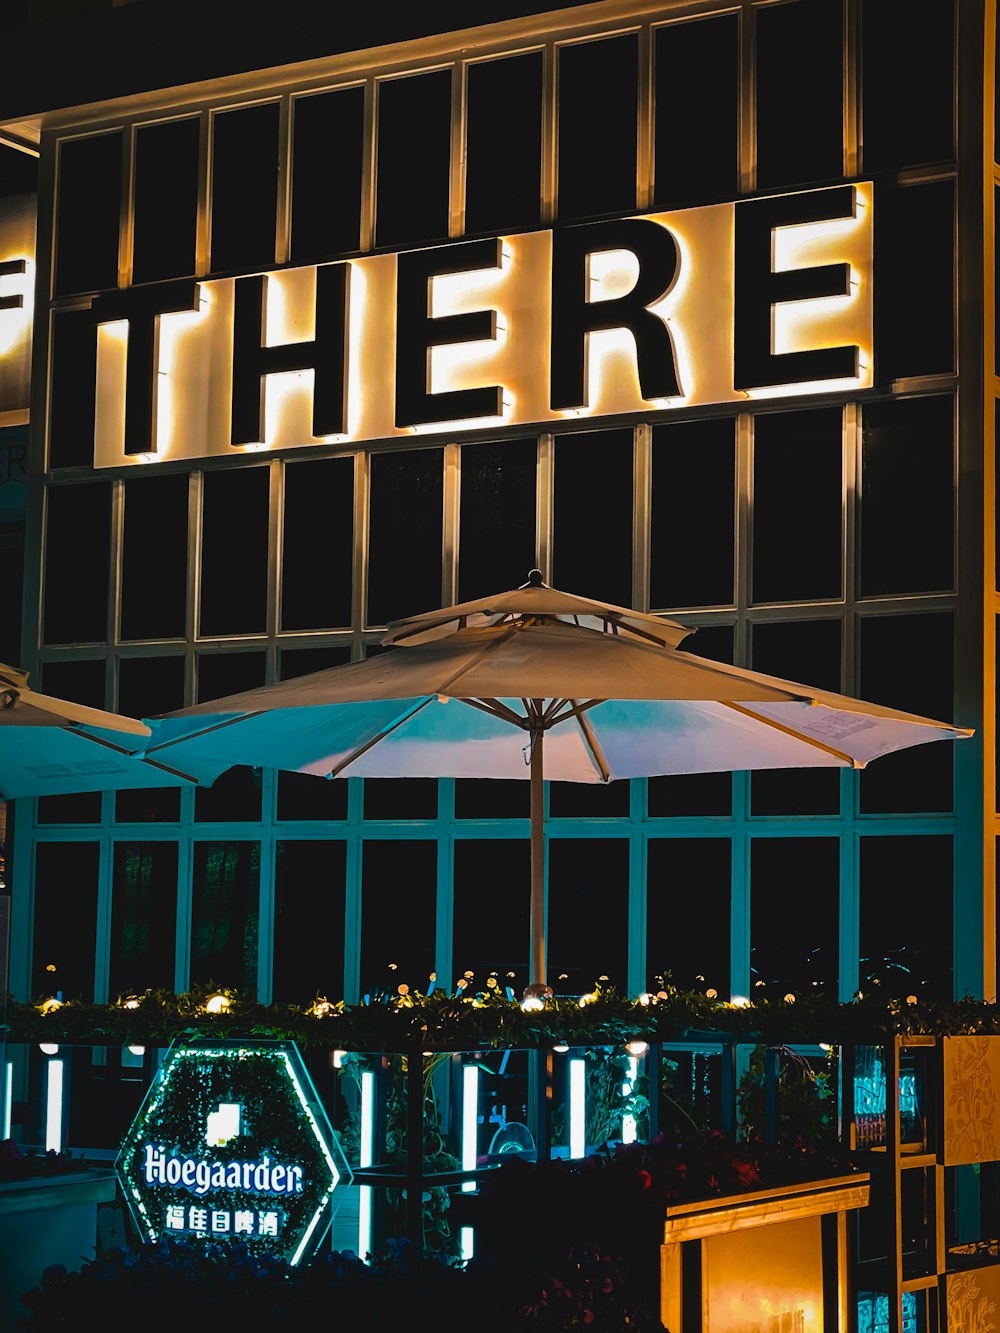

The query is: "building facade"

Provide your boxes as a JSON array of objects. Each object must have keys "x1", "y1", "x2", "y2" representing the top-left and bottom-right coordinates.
[{"x1": 0, "y1": 0, "x2": 994, "y2": 1010}]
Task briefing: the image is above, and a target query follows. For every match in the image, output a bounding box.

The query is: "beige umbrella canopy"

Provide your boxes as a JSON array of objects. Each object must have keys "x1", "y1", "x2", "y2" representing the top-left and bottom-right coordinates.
[
  {"x1": 0, "y1": 661, "x2": 197, "y2": 800},
  {"x1": 143, "y1": 573, "x2": 973, "y2": 998}
]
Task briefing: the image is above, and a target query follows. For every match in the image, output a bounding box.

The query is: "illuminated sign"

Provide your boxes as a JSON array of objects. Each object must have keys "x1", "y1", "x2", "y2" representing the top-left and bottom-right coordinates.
[
  {"x1": 82, "y1": 181, "x2": 872, "y2": 467},
  {"x1": 116, "y1": 1039, "x2": 352, "y2": 1265},
  {"x1": 0, "y1": 190, "x2": 35, "y2": 419}
]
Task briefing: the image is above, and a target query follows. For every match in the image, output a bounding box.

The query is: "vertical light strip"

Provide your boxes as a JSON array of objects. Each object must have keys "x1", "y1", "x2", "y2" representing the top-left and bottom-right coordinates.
[
  {"x1": 3, "y1": 1061, "x2": 11, "y2": 1139},
  {"x1": 460, "y1": 1063, "x2": 479, "y2": 1262},
  {"x1": 569, "y1": 1058, "x2": 586, "y2": 1159},
  {"x1": 45, "y1": 1059, "x2": 64, "y2": 1153},
  {"x1": 622, "y1": 1055, "x2": 639, "y2": 1145},
  {"x1": 358, "y1": 1069, "x2": 374, "y2": 1261}
]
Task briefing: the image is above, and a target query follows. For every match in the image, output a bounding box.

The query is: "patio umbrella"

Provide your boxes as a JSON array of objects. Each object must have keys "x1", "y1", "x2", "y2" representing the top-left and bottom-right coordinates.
[
  {"x1": 140, "y1": 573, "x2": 973, "y2": 997},
  {"x1": 0, "y1": 661, "x2": 199, "y2": 799}
]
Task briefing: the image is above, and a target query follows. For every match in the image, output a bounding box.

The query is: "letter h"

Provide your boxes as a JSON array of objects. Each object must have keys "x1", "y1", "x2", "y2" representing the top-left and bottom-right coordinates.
[{"x1": 231, "y1": 264, "x2": 350, "y2": 446}]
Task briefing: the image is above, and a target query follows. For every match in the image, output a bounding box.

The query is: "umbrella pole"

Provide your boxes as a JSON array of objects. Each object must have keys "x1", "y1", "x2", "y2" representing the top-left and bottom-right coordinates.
[{"x1": 529, "y1": 726, "x2": 545, "y2": 988}]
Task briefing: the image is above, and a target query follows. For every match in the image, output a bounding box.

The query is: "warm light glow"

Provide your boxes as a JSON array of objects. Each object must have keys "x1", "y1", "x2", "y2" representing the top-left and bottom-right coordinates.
[
  {"x1": 205, "y1": 993, "x2": 231, "y2": 1014},
  {"x1": 45, "y1": 1058, "x2": 63, "y2": 1152},
  {"x1": 626, "y1": 1041, "x2": 648, "y2": 1056},
  {"x1": 569, "y1": 1058, "x2": 586, "y2": 1159},
  {"x1": 0, "y1": 256, "x2": 32, "y2": 356},
  {"x1": 127, "y1": 1045, "x2": 146, "y2": 1057},
  {"x1": 521, "y1": 994, "x2": 545, "y2": 1012}
]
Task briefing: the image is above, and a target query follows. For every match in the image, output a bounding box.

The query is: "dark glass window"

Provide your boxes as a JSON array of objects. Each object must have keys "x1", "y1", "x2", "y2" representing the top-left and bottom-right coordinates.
[
  {"x1": 375, "y1": 70, "x2": 452, "y2": 249},
  {"x1": 859, "y1": 396, "x2": 954, "y2": 597},
  {"x1": 651, "y1": 418, "x2": 735, "y2": 609},
  {"x1": 360, "y1": 839, "x2": 436, "y2": 994},
  {"x1": 190, "y1": 841, "x2": 260, "y2": 992},
  {"x1": 549, "y1": 781, "x2": 630, "y2": 818},
  {"x1": 755, "y1": 0, "x2": 843, "y2": 189},
  {"x1": 0, "y1": 515, "x2": 22, "y2": 667},
  {"x1": 132, "y1": 118, "x2": 199, "y2": 284},
  {"x1": 750, "y1": 619, "x2": 842, "y2": 815},
  {"x1": 874, "y1": 180, "x2": 954, "y2": 384},
  {"x1": 200, "y1": 467, "x2": 270, "y2": 636},
  {"x1": 362, "y1": 777, "x2": 437, "y2": 821},
  {"x1": 554, "y1": 430, "x2": 632, "y2": 605},
  {"x1": 454, "y1": 779, "x2": 530, "y2": 819},
  {"x1": 548, "y1": 839, "x2": 628, "y2": 994},
  {"x1": 121, "y1": 473, "x2": 189, "y2": 640},
  {"x1": 36, "y1": 659, "x2": 105, "y2": 825},
  {"x1": 115, "y1": 655, "x2": 186, "y2": 823},
  {"x1": 647, "y1": 772, "x2": 732, "y2": 818},
  {"x1": 557, "y1": 35, "x2": 638, "y2": 221},
  {"x1": 210, "y1": 103, "x2": 279, "y2": 273},
  {"x1": 0, "y1": 145, "x2": 37, "y2": 196},
  {"x1": 290, "y1": 87, "x2": 364, "y2": 263},
  {"x1": 44, "y1": 482, "x2": 111, "y2": 644},
  {"x1": 55, "y1": 132, "x2": 122, "y2": 296},
  {"x1": 454, "y1": 839, "x2": 529, "y2": 985},
  {"x1": 367, "y1": 448, "x2": 442, "y2": 625},
  {"x1": 752, "y1": 408, "x2": 842, "y2": 602},
  {"x1": 48, "y1": 309, "x2": 97, "y2": 469},
  {"x1": 109, "y1": 842, "x2": 178, "y2": 996},
  {"x1": 860, "y1": 835, "x2": 952, "y2": 997},
  {"x1": 465, "y1": 53, "x2": 542, "y2": 234},
  {"x1": 32, "y1": 842, "x2": 99, "y2": 1000},
  {"x1": 276, "y1": 644, "x2": 352, "y2": 821},
  {"x1": 194, "y1": 652, "x2": 265, "y2": 823},
  {"x1": 653, "y1": 16, "x2": 739, "y2": 207},
  {"x1": 273, "y1": 840, "x2": 346, "y2": 1003},
  {"x1": 458, "y1": 439, "x2": 536, "y2": 602},
  {"x1": 647, "y1": 837, "x2": 729, "y2": 994},
  {"x1": 859, "y1": 612, "x2": 953, "y2": 813},
  {"x1": 281, "y1": 457, "x2": 354, "y2": 631},
  {"x1": 750, "y1": 838, "x2": 838, "y2": 994},
  {"x1": 861, "y1": 0, "x2": 954, "y2": 172}
]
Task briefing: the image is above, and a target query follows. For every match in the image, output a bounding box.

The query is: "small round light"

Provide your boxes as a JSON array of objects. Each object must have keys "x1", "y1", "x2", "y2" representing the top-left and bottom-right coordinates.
[
  {"x1": 705, "y1": 988, "x2": 718, "y2": 1000},
  {"x1": 39, "y1": 1043, "x2": 59, "y2": 1055},
  {"x1": 205, "y1": 993, "x2": 231, "y2": 1014},
  {"x1": 553, "y1": 1043, "x2": 569, "y2": 1053},
  {"x1": 626, "y1": 1040, "x2": 648, "y2": 1056},
  {"x1": 521, "y1": 995, "x2": 545, "y2": 1012},
  {"x1": 783, "y1": 993, "x2": 796, "y2": 1004},
  {"x1": 638, "y1": 992, "x2": 651, "y2": 1006},
  {"x1": 127, "y1": 1045, "x2": 145, "y2": 1057},
  {"x1": 906, "y1": 994, "x2": 918, "y2": 1005},
  {"x1": 730, "y1": 995, "x2": 750, "y2": 1008}
]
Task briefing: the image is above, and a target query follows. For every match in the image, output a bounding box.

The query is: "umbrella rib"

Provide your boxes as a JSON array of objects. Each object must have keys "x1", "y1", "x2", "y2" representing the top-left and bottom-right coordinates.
[
  {"x1": 326, "y1": 697, "x2": 435, "y2": 777},
  {"x1": 719, "y1": 701, "x2": 863, "y2": 767},
  {"x1": 144, "y1": 710, "x2": 264, "y2": 755},
  {"x1": 573, "y1": 704, "x2": 611, "y2": 783},
  {"x1": 458, "y1": 697, "x2": 527, "y2": 728}
]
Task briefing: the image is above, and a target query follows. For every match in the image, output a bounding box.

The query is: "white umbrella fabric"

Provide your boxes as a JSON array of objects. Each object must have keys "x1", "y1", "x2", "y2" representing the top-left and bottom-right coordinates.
[
  {"x1": 0, "y1": 661, "x2": 199, "y2": 799},
  {"x1": 141, "y1": 574, "x2": 973, "y2": 995}
]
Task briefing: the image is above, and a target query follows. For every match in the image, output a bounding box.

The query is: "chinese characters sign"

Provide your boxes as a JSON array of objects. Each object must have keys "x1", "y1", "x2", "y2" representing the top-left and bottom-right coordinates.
[{"x1": 116, "y1": 1039, "x2": 351, "y2": 1265}]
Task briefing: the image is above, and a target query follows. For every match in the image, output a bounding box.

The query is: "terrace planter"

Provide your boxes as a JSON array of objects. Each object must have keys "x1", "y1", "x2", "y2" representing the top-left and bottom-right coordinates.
[
  {"x1": 661, "y1": 1172, "x2": 870, "y2": 1333},
  {"x1": 0, "y1": 1169, "x2": 117, "y2": 1329}
]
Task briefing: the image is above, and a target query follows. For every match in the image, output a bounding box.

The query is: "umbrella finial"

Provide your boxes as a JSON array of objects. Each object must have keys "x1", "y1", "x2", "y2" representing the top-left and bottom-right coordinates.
[{"x1": 526, "y1": 569, "x2": 544, "y2": 588}]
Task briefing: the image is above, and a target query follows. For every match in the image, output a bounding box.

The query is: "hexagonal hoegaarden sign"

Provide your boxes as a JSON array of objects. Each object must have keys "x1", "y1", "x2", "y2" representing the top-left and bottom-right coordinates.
[{"x1": 116, "y1": 1038, "x2": 352, "y2": 1265}]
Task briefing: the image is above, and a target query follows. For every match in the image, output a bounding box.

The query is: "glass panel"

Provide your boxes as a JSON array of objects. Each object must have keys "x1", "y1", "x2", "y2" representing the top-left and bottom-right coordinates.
[
  {"x1": 750, "y1": 619, "x2": 842, "y2": 815},
  {"x1": 193, "y1": 652, "x2": 266, "y2": 823},
  {"x1": 362, "y1": 778, "x2": 437, "y2": 821},
  {"x1": 190, "y1": 841, "x2": 261, "y2": 992},
  {"x1": 200, "y1": 466, "x2": 270, "y2": 636},
  {"x1": 290, "y1": 87, "x2": 364, "y2": 262},
  {"x1": 465, "y1": 53, "x2": 542, "y2": 234},
  {"x1": 109, "y1": 842, "x2": 178, "y2": 996},
  {"x1": 458, "y1": 438, "x2": 536, "y2": 602},
  {"x1": 554, "y1": 429, "x2": 632, "y2": 605},
  {"x1": 752, "y1": 407, "x2": 842, "y2": 603},
  {"x1": 860, "y1": 396, "x2": 954, "y2": 597},
  {"x1": 281, "y1": 456, "x2": 354, "y2": 631},
  {"x1": 367, "y1": 448, "x2": 442, "y2": 625},
  {"x1": 454, "y1": 779, "x2": 530, "y2": 819},
  {"x1": 651, "y1": 418, "x2": 735, "y2": 609},
  {"x1": 547, "y1": 839, "x2": 629, "y2": 994},
  {"x1": 874, "y1": 180, "x2": 954, "y2": 383},
  {"x1": 647, "y1": 837, "x2": 730, "y2": 994},
  {"x1": 653, "y1": 16, "x2": 739, "y2": 207},
  {"x1": 273, "y1": 840, "x2": 346, "y2": 1003},
  {"x1": 32, "y1": 842, "x2": 99, "y2": 1000},
  {"x1": 48, "y1": 309, "x2": 97, "y2": 468},
  {"x1": 36, "y1": 659, "x2": 105, "y2": 825},
  {"x1": 453, "y1": 839, "x2": 529, "y2": 987},
  {"x1": 360, "y1": 839, "x2": 436, "y2": 995},
  {"x1": 859, "y1": 835, "x2": 953, "y2": 997},
  {"x1": 210, "y1": 102, "x2": 279, "y2": 273},
  {"x1": 279, "y1": 645, "x2": 352, "y2": 679},
  {"x1": 115, "y1": 655, "x2": 187, "y2": 823},
  {"x1": 750, "y1": 838, "x2": 838, "y2": 994},
  {"x1": 132, "y1": 117, "x2": 199, "y2": 284},
  {"x1": 44, "y1": 482, "x2": 110, "y2": 644},
  {"x1": 275, "y1": 645, "x2": 352, "y2": 821},
  {"x1": 755, "y1": 0, "x2": 843, "y2": 189},
  {"x1": 55, "y1": 132, "x2": 122, "y2": 295},
  {"x1": 557, "y1": 35, "x2": 638, "y2": 220},
  {"x1": 647, "y1": 773, "x2": 732, "y2": 817},
  {"x1": 861, "y1": 0, "x2": 954, "y2": 172},
  {"x1": 121, "y1": 472, "x2": 189, "y2": 640},
  {"x1": 549, "y1": 781, "x2": 630, "y2": 818},
  {"x1": 375, "y1": 70, "x2": 452, "y2": 248},
  {"x1": 859, "y1": 612, "x2": 953, "y2": 813}
]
